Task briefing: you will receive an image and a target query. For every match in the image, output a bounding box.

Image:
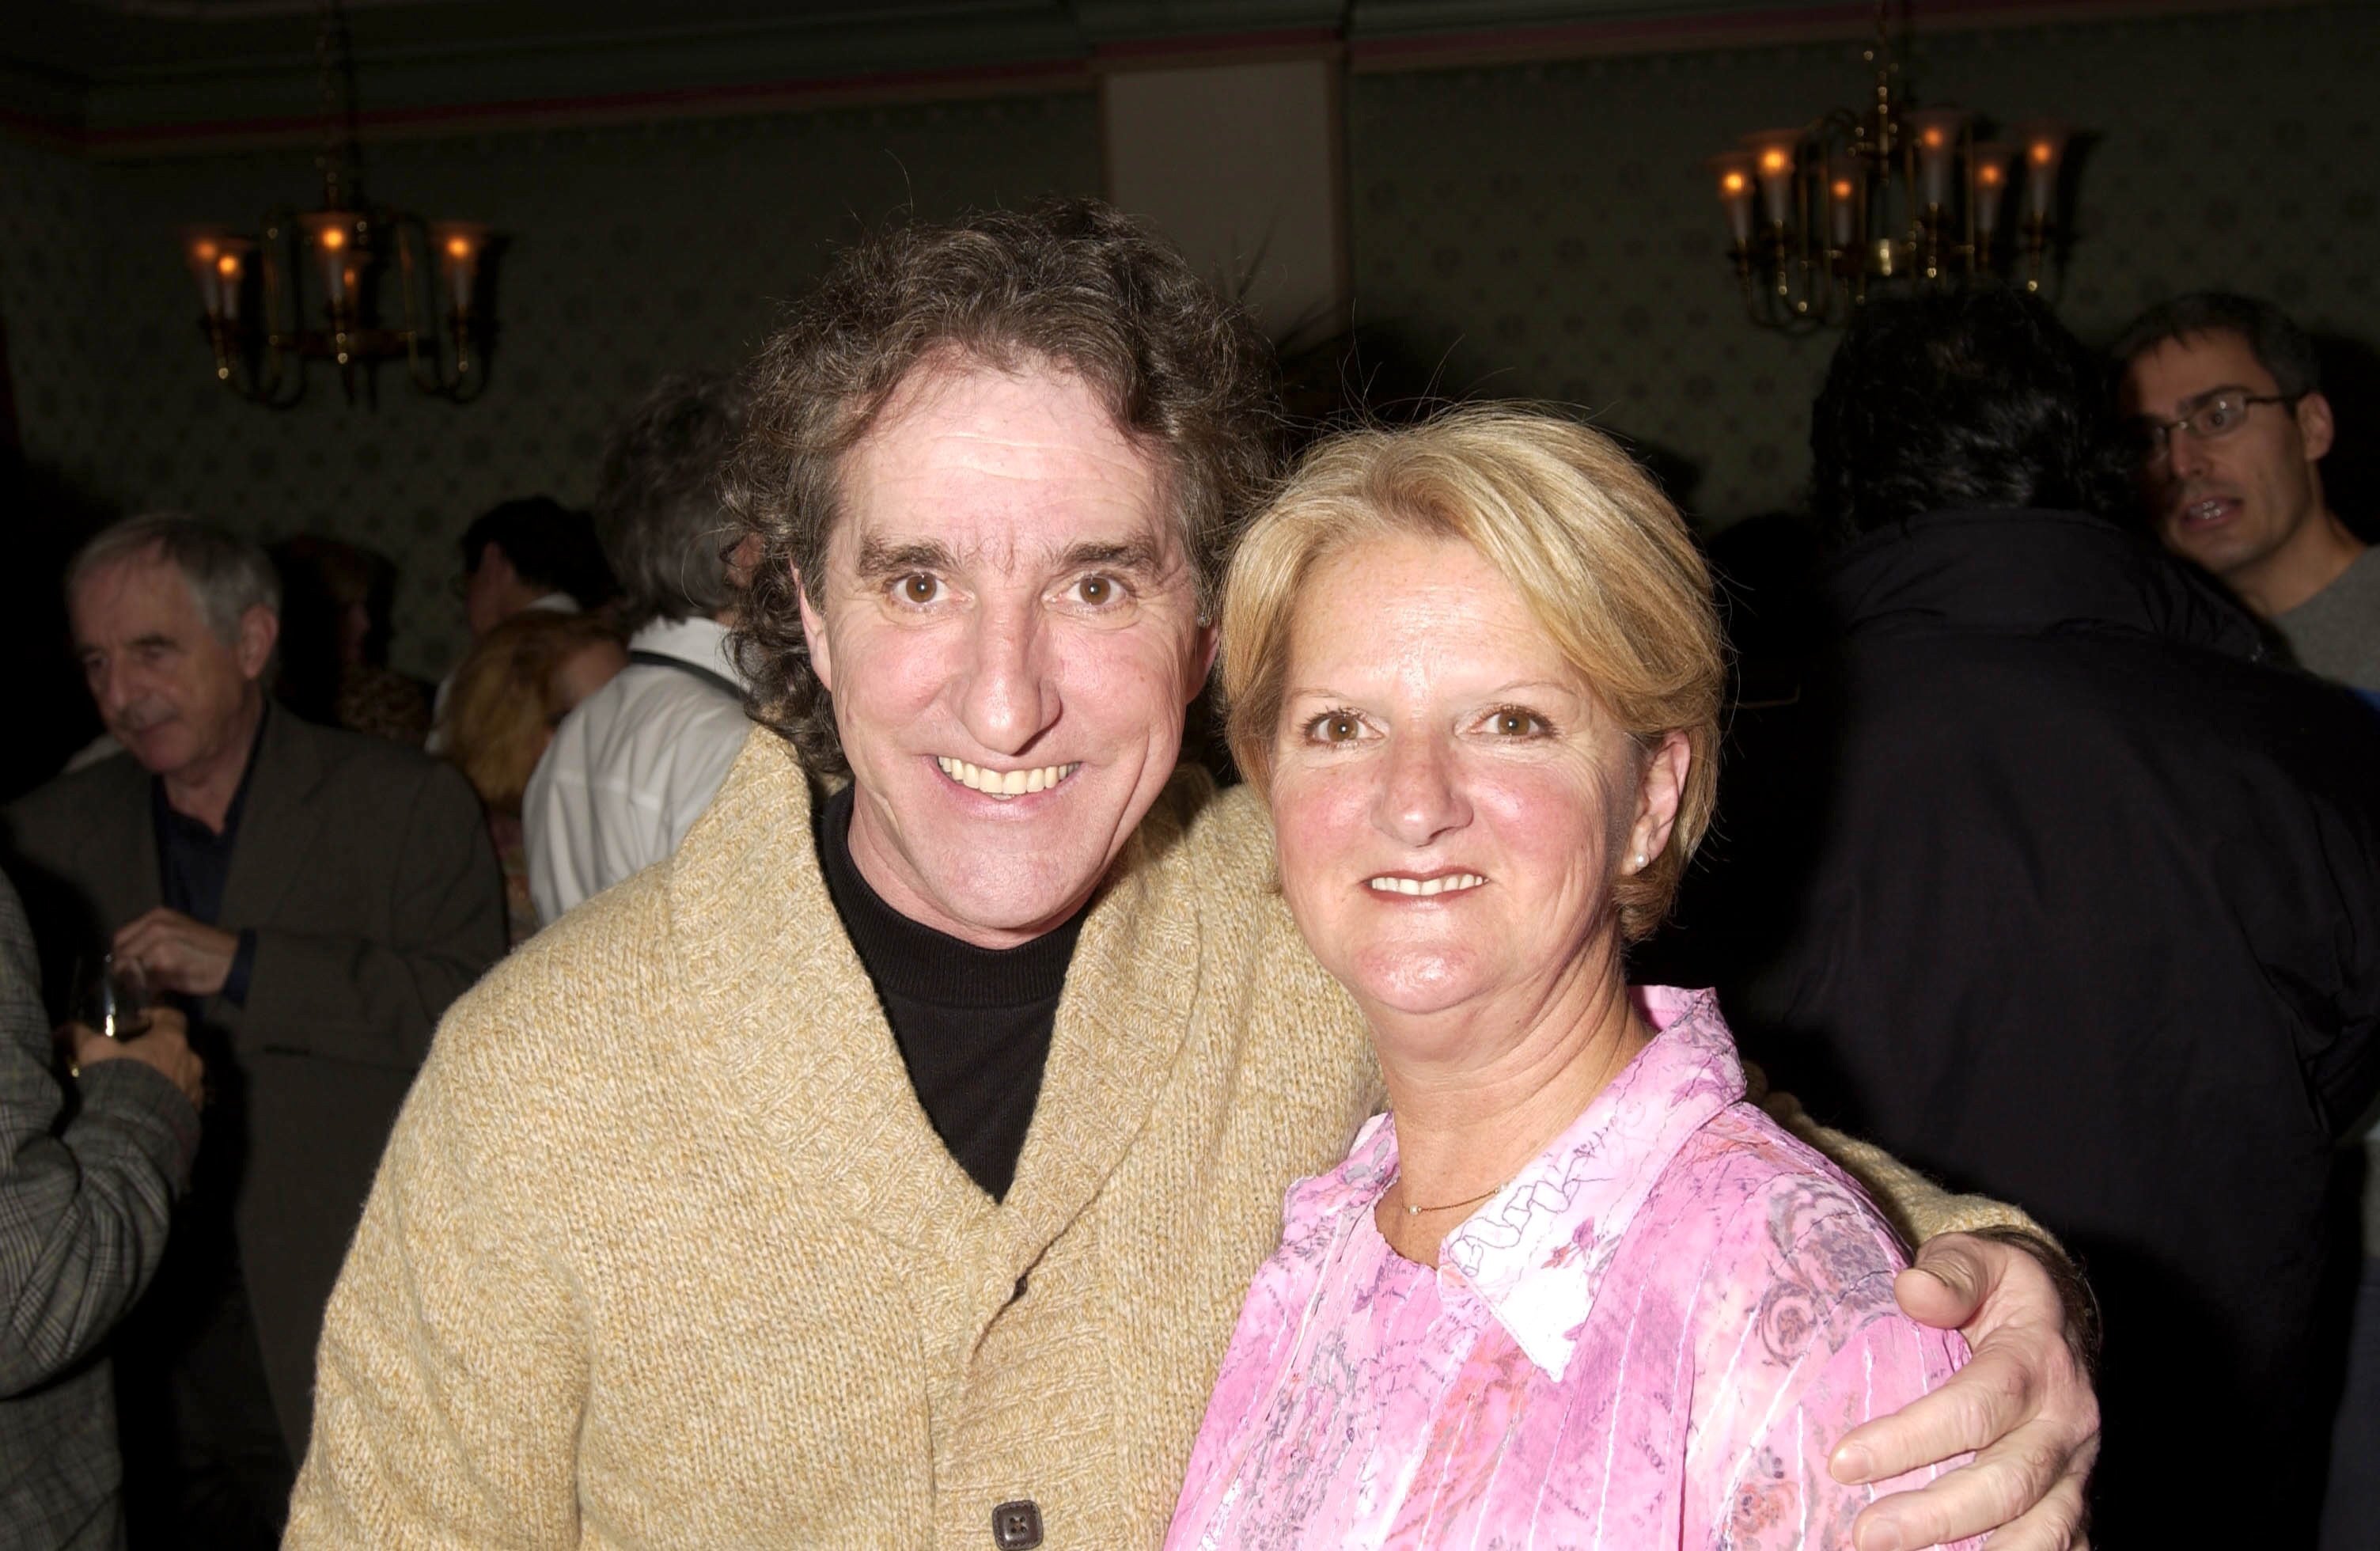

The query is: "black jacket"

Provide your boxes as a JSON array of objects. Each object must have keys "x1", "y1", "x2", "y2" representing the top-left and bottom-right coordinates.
[{"x1": 1659, "y1": 508, "x2": 2380, "y2": 1543}]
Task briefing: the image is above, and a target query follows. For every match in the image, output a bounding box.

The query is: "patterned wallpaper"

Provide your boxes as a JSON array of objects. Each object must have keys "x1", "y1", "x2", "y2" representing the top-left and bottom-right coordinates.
[
  {"x1": 1347, "y1": 2, "x2": 2380, "y2": 521},
  {"x1": 4, "y1": 96, "x2": 1102, "y2": 678},
  {"x1": 7, "y1": 4, "x2": 2378, "y2": 684}
]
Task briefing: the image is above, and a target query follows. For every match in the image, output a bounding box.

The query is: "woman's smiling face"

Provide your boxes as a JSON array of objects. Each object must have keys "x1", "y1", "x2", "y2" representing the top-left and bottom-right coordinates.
[{"x1": 1266, "y1": 530, "x2": 1684, "y2": 1046}]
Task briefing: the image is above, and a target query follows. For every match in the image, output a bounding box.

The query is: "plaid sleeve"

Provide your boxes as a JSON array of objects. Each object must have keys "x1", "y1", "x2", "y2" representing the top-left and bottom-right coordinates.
[{"x1": 0, "y1": 874, "x2": 200, "y2": 1398}]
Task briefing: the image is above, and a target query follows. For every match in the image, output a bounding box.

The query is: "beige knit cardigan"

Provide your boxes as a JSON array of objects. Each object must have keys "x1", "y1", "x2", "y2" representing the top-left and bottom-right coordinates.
[{"x1": 286, "y1": 732, "x2": 2033, "y2": 1549}]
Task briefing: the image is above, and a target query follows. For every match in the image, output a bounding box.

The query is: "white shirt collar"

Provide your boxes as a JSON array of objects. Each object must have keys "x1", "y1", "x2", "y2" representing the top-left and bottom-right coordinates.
[{"x1": 627, "y1": 616, "x2": 748, "y2": 690}]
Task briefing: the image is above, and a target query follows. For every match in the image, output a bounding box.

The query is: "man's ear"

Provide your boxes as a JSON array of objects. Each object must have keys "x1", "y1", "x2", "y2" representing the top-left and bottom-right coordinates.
[
  {"x1": 479, "y1": 541, "x2": 518, "y2": 590},
  {"x1": 237, "y1": 605, "x2": 280, "y2": 682},
  {"x1": 1187, "y1": 619, "x2": 1221, "y2": 705},
  {"x1": 2296, "y1": 390, "x2": 2335, "y2": 464},
  {"x1": 794, "y1": 567, "x2": 832, "y2": 694}
]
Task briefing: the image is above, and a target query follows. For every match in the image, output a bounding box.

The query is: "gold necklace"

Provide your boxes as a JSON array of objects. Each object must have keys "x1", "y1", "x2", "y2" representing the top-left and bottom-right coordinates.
[{"x1": 1396, "y1": 1180, "x2": 1504, "y2": 1217}]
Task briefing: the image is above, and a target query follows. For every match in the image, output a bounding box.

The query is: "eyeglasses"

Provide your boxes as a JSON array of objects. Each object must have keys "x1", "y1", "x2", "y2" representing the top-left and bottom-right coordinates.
[{"x1": 2131, "y1": 390, "x2": 2299, "y2": 465}]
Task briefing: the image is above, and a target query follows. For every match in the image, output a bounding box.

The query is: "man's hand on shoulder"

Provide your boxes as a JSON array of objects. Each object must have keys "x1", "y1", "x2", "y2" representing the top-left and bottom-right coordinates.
[
  {"x1": 114, "y1": 908, "x2": 239, "y2": 997},
  {"x1": 67, "y1": 1006, "x2": 207, "y2": 1111},
  {"x1": 1831, "y1": 1228, "x2": 2100, "y2": 1550}
]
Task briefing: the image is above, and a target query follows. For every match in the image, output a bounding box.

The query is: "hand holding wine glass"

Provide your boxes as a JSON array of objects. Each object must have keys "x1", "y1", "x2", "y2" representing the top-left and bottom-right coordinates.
[
  {"x1": 60, "y1": 1003, "x2": 207, "y2": 1110},
  {"x1": 71, "y1": 950, "x2": 153, "y2": 1041}
]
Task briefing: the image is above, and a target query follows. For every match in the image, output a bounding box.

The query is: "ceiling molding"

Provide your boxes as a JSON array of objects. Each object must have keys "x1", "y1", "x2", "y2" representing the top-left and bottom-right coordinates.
[
  {"x1": 1347, "y1": 0, "x2": 2317, "y2": 67},
  {"x1": 2, "y1": 0, "x2": 2304, "y2": 157}
]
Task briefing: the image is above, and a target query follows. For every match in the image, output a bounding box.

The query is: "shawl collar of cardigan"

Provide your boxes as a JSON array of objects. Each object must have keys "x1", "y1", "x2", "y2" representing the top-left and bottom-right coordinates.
[{"x1": 670, "y1": 729, "x2": 1205, "y2": 1338}]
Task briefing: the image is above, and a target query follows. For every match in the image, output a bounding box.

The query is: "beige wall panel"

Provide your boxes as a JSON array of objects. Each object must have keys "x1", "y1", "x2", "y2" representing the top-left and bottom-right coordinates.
[{"x1": 1103, "y1": 58, "x2": 1347, "y2": 347}]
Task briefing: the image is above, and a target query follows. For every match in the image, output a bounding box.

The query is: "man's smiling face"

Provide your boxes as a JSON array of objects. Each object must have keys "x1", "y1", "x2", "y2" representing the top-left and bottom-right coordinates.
[{"x1": 798, "y1": 354, "x2": 1217, "y2": 949}]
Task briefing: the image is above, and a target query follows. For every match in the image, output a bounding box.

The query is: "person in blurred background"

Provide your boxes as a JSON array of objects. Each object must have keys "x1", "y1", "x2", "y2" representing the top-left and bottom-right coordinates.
[
  {"x1": 453, "y1": 495, "x2": 614, "y2": 639},
  {"x1": 522, "y1": 373, "x2": 754, "y2": 923},
  {"x1": 270, "y1": 535, "x2": 433, "y2": 746},
  {"x1": 2, "y1": 514, "x2": 505, "y2": 1548},
  {"x1": 429, "y1": 496, "x2": 615, "y2": 750},
  {"x1": 438, "y1": 611, "x2": 628, "y2": 945},
  {"x1": 2117, "y1": 290, "x2": 2380, "y2": 1551},
  {"x1": 1684, "y1": 287, "x2": 2380, "y2": 1545},
  {"x1": 2, "y1": 865, "x2": 203, "y2": 1551},
  {"x1": 2117, "y1": 291, "x2": 2374, "y2": 703}
]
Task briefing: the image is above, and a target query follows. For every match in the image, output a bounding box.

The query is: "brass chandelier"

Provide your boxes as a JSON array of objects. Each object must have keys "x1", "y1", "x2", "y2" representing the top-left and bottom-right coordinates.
[
  {"x1": 1708, "y1": 2, "x2": 2071, "y2": 330},
  {"x1": 180, "y1": 0, "x2": 491, "y2": 405}
]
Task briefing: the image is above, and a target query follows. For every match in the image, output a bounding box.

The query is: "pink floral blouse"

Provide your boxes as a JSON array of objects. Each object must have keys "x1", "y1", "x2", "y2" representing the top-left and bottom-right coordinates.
[{"x1": 1165, "y1": 986, "x2": 1978, "y2": 1550}]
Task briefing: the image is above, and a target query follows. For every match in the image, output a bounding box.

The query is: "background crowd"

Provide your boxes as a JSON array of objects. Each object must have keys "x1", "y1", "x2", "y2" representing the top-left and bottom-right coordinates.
[{"x1": 4, "y1": 225, "x2": 2376, "y2": 1540}]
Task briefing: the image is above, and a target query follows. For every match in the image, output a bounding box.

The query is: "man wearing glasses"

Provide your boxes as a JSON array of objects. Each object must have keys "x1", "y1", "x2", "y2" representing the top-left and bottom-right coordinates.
[
  {"x1": 2117, "y1": 291, "x2": 2375, "y2": 705},
  {"x1": 2120, "y1": 292, "x2": 2378, "y2": 1550}
]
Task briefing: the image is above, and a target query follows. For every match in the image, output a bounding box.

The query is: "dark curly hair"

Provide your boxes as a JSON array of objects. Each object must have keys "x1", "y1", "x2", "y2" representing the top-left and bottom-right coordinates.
[
  {"x1": 1810, "y1": 288, "x2": 2132, "y2": 541},
  {"x1": 721, "y1": 198, "x2": 1280, "y2": 777}
]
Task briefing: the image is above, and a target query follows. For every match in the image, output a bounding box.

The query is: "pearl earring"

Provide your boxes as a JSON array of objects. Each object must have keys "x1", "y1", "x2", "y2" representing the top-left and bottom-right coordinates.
[{"x1": 1632, "y1": 851, "x2": 1647, "y2": 871}]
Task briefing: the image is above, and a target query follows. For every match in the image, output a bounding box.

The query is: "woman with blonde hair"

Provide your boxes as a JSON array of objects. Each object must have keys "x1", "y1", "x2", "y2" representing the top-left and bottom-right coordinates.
[
  {"x1": 438, "y1": 610, "x2": 627, "y2": 943},
  {"x1": 1165, "y1": 407, "x2": 1977, "y2": 1549}
]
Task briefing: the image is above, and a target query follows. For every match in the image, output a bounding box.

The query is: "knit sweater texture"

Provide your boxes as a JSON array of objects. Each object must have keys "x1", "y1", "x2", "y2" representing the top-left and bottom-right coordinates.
[{"x1": 286, "y1": 730, "x2": 2032, "y2": 1549}]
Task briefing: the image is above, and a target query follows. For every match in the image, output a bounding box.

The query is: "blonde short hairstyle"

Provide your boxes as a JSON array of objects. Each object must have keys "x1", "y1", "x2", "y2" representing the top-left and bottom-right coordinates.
[
  {"x1": 441, "y1": 611, "x2": 623, "y2": 816},
  {"x1": 1220, "y1": 406, "x2": 1724, "y2": 941}
]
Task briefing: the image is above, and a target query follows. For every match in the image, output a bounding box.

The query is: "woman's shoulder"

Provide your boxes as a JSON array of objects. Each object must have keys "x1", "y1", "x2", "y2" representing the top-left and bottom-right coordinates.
[{"x1": 1635, "y1": 1100, "x2": 1915, "y2": 1341}]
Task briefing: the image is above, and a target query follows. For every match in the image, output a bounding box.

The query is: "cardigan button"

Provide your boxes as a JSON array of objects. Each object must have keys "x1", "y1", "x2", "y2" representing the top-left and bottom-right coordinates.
[{"x1": 991, "y1": 1499, "x2": 1044, "y2": 1549}]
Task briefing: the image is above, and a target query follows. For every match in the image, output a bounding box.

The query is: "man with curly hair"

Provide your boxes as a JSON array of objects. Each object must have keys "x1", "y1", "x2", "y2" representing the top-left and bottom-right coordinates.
[{"x1": 290, "y1": 202, "x2": 2100, "y2": 1550}]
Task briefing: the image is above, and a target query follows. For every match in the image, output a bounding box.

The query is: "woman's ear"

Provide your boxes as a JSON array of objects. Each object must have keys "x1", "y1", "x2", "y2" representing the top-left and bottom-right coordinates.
[{"x1": 1628, "y1": 730, "x2": 1692, "y2": 870}]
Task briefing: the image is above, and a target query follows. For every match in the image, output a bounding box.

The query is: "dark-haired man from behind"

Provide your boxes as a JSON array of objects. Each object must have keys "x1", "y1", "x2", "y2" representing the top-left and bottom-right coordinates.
[
  {"x1": 456, "y1": 496, "x2": 614, "y2": 641},
  {"x1": 2117, "y1": 291, "x2": 2375, "y2": 703},
  {"x1": 430, "y1": 497, "x2": 613, "y2": 750},
  {"x1": 1686, "y1": 287, "x2": 2380, "y2": 1545}
]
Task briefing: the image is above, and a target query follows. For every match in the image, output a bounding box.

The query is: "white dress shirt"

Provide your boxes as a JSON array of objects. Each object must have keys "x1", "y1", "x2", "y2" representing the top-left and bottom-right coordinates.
[{"x1": 523, "y1": 615, "x2": 753, "y2": 927}]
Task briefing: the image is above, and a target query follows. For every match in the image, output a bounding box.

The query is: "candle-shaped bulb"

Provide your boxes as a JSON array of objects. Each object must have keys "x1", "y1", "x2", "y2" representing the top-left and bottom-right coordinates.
[
  {"x1": 1708, "y1": 153, "x2": 1758, "y2": 248},
  {"x1": 2011, "y1": 120, "x2": 2068, "y2": 224},
  {"x1": 429, "y1": 221, "x2": 488, "y2": 317},
  {"x1": 299, "y1": 212, "x2": 361, "y2": 313},
  {"x1": 1741, "y1": 131, "x2": 1800, "y2": 229},
  {"x1": 180, "y1": 226, "x2": 237, "y2": 320},
  {"x1": 1969, "y1": 143, "x2": 2013, "y2": 242},
  {"x1": 1903, "y1": 108, "x2": 1969, "y2": 213},
  {"x1": 1826, "y1": 160, "x2": 1861, "y2": 249}
]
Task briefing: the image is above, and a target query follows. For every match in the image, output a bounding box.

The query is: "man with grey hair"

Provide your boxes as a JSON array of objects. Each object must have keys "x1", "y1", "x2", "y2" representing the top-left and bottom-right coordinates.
[
  {"x1": 521, "y1": 371, "x2": 756, "y2": 923},
  {"x1": 2, "y1": 513, "x2": 505, "y2": 1548}
]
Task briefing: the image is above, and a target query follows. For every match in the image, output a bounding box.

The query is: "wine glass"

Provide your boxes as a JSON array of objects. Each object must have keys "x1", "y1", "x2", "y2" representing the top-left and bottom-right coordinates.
[{"x1": 71, "y1": 952, "x2": 153, "y2": 1041}]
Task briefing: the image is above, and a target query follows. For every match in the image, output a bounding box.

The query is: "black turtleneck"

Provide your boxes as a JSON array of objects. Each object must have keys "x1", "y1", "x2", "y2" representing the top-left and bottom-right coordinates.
[{"x1": 814, "y1": 783, "x2": 1086, "y2": 1200}]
